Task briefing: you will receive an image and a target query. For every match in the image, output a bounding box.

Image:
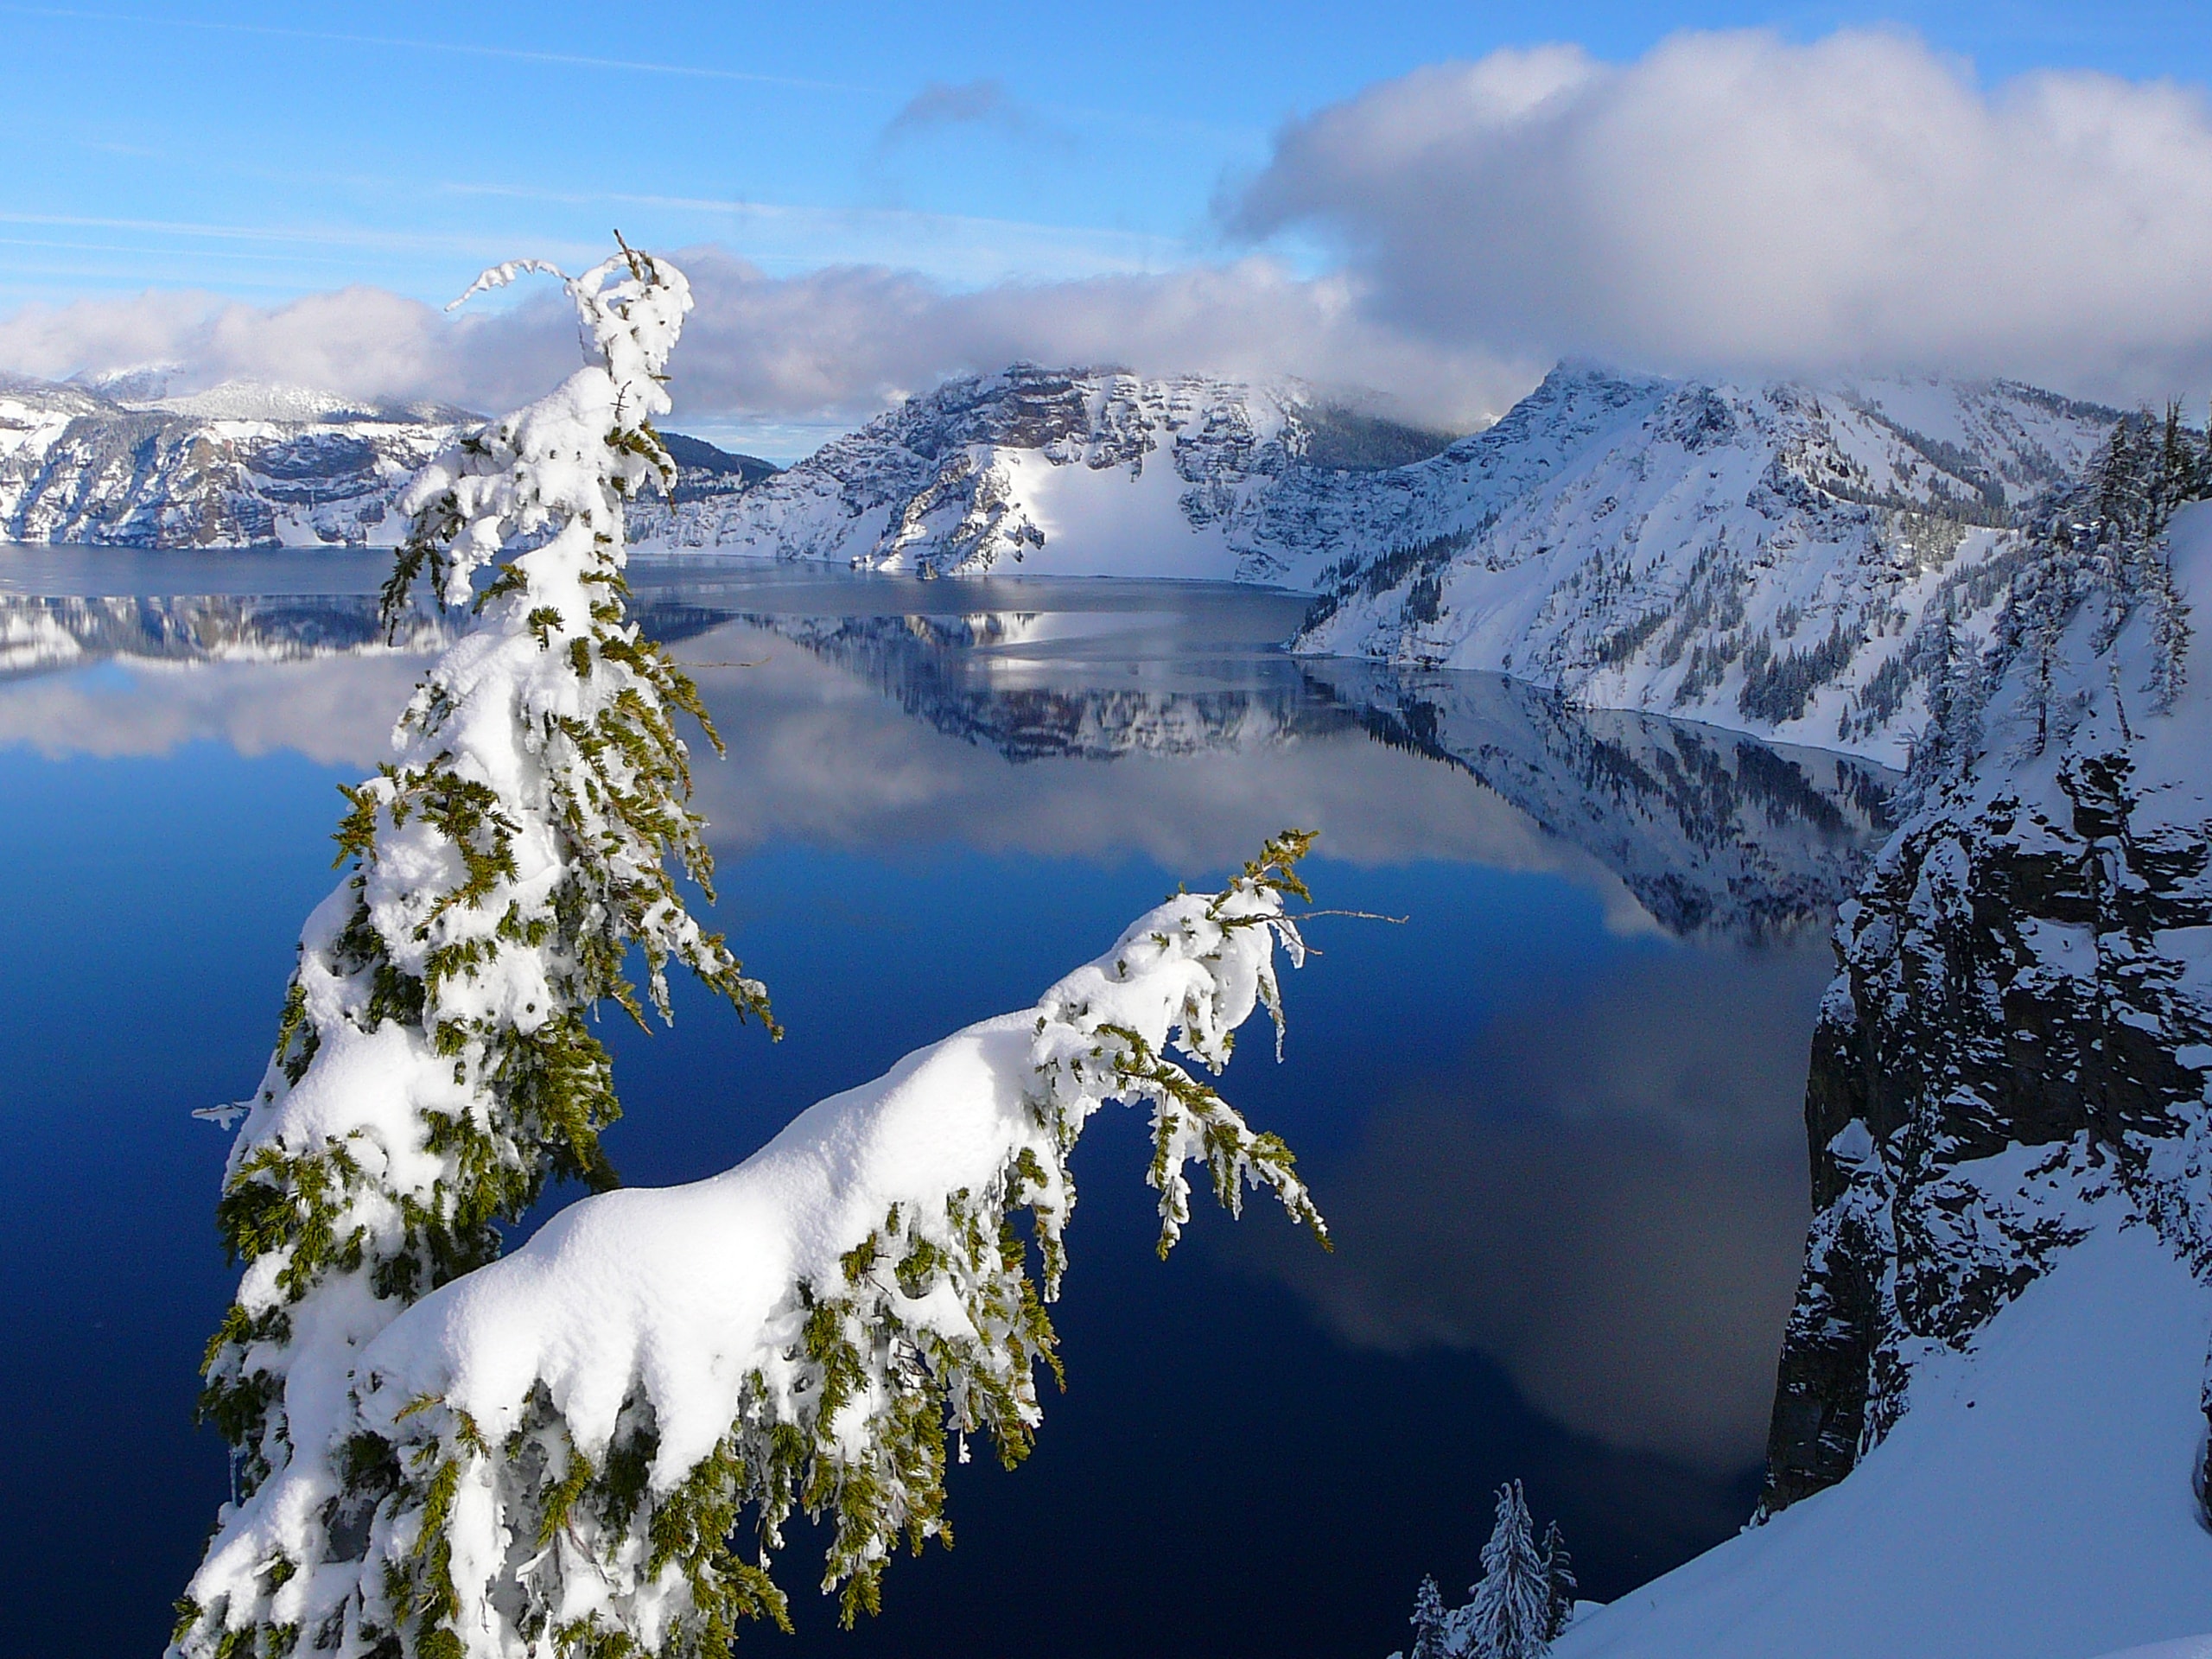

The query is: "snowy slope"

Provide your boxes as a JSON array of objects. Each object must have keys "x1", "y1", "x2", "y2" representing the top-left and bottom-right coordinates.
[
  {"x1": 1554, "y1": 486, "x2": 2212, "y2": 1656},
  {"x1": 1297, "y1": 368, "x2": 2121, "y2": 765},
  {"x1": 1557, "y1": 1224, "x2": 2212, "y2": 1659}
]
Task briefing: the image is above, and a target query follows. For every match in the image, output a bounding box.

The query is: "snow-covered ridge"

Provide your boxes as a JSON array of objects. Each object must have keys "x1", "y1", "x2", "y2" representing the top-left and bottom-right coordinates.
[
  {"x1": 143, "y1": 379, "x2": 477, "y2": 426},
  {"x1": 1296, "y1": 366, "x2": 2125, "y2": 766},
  {"x1": 663, "y1": 359, "x2": 2123, "y2": 766},
  {"x1": 0, "y1": 375, "x2": 766, "y2": 550}
]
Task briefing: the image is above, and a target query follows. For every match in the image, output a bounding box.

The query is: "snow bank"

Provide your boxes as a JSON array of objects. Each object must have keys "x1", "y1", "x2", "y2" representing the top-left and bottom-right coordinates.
[{"x1": 1558, "y1": 1220, "x2": 2212, "y2": 1659}]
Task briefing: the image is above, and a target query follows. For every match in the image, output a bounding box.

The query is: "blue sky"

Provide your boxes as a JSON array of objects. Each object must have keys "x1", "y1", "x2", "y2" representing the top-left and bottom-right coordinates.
[
  {"x1": 7, "y1": 0, "x2": 2209, "y2": 308},
  {"x1": 6, "y1": 2, "x2": 2212, "y2": 446}
]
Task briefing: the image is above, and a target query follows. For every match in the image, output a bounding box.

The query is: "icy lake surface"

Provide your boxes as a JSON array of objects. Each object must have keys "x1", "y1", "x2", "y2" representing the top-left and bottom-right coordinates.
[{"x1": 0, "y1": 549, "x2": 1897, "y2": 1659}]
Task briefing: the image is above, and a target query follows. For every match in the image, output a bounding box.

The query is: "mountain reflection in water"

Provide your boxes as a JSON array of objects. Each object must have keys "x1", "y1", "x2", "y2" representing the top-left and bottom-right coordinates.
[{"x1": 0, "y1": 560, "x2": 1892, "y2": 1659}]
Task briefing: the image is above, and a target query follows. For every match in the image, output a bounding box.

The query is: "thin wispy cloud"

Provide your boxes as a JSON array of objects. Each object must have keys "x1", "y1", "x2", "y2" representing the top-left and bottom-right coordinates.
[
  {"x1": 434, "y1": 184, "x2": 1185, "y2": 284},
  {"x1": 878, "y1": 78, "x2": 1062, "y2": 147},
  {"x1": 0, "y1": 3, "x2": 865, "y2": 92},
  {"x1": 0, "y1": 209, "x2": 601, "y2": 262}
]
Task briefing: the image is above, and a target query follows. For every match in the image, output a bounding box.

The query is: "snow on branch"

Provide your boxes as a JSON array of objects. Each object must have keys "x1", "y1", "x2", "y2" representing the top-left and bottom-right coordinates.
[{"x1": 183, "y1": 833, "x2": 1327, "y2": 1658}]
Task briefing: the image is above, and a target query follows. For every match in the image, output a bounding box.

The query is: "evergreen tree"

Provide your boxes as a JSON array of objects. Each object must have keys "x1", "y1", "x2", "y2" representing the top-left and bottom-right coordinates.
[
  {"x1": 1465, "y1": 1480, "x2": 1551, "y2": 1659},
  {"x1": 174, "y1": 243, "x2": 1331, "y2": 1659},
  {"x1": 1540, "y1": 1519, "x2": 1578, "y2": 1641},
  {"x1": 176, "y1": 243, "x2": 773, "y2": 1657},
  {"x1": 2159, "y1": 399, "x2": 2192, "y2": 523},
  {"x1": 1409, "y1": 1573, "x2": 1455, "y2": 1659}
]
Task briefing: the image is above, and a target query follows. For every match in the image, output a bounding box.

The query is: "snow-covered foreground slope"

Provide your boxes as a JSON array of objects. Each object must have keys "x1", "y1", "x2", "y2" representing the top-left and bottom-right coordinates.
[
  {"x1": 1558, "y1": 488, "x2": 2212, "y2": 1655},
  {"x1": 1298, "y1": 367, "x2": 2121, "y2": 766},
  {"x1": 1558, "y1": 1224, "x2": 2212, "y2": 1659}
]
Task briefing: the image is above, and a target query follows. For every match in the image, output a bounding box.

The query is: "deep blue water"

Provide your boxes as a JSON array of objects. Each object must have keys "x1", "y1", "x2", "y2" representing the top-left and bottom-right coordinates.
[{"x1": 0, "y1": 556, "x2": 1888, "y2": 1657}]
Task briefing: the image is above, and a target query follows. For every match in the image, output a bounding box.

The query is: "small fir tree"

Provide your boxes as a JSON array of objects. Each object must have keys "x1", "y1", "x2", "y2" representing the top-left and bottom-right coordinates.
[
  {"x1": 1539, "y1": 1519, "x2": 1577, "y2": 1641},
  {"x1": 1465, "y1": 1480, "x2": 1552, "y2": 1659},
  {"x1": 1409, "y1": 1573, "x2": 1455, "y2": 1659}
]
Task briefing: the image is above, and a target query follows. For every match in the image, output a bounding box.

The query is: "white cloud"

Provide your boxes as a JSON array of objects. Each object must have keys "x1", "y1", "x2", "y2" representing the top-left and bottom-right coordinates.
[
  {"x1": 662, "y1": 248, "x2": 1530, "y2": 429},
  {"x1": 1228, "y1": 29, "x2": 2212, "y2": 400},
  {"x1": 10, "y1": 28, "x2": 2207, "y2": 436},
  {"x1": 0, "y1": 251, "x2": 1531, "y2": 432}
]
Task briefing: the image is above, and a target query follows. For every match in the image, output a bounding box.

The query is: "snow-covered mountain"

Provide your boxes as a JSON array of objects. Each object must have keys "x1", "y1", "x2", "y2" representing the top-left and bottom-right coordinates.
[
  {"x1": 640, "y1": 363, "x2": 1459, "y2": 582},
  {"x1": 659, "y1": 360, "x2": 2123, "y2": 767},
  {"x1": 1296, "y1": 366, "x2": 2124, "y2": 767},
  {"x1": 0, "y1": 376, "x2": 469, "y2": 547},
  {"x1": 7, "y1": 357, "x2": 2129, "y2": 773},
  {"x1": 0, "y1": 376, "x2": 768, "y2": 550},
  {"x1": 1553, "y1": 450, "x2": 2212, "y2": 1656}
]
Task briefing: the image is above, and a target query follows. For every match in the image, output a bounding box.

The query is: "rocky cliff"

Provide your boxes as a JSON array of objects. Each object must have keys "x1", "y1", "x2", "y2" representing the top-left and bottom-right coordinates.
[
  {"x1": 1762, "y1": 425, "x2": 2212, "y2": 1514},
  {"x1": 1542, "y1": 421, "x2": 2212, "y2": 1659}
]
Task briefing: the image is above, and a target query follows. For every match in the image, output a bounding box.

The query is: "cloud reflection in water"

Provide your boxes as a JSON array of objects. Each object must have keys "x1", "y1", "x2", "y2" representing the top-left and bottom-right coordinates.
[{"x1": 1224, "y1": 939, "x2": 1831, "y2": 1472}]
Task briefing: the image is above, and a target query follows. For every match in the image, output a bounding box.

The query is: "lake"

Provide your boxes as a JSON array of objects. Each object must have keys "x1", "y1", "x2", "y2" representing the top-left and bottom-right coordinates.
[{"x1": 0, "y1": 549, "x2": 1892, "y2": 1658}]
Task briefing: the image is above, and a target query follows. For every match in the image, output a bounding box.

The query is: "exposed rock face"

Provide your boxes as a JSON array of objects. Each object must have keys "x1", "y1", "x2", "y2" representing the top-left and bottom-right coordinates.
[
  {"x1": 1760, "y1": 447, "x2": 2212, "y2": 1514},
  {"x1": 0, "y1": 376, "x2": 765, "y2": 550}
]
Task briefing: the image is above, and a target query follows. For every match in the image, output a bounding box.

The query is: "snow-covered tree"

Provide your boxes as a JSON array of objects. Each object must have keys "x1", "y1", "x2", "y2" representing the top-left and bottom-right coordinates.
[
  {"x1": 1539, "y1": 1519, "x2": 1577, "y2": 1642},
  {"x1": 173, "y1": 246, "x2": 1329, "y2": 1659},
  {"x1": 1408, "y1": 1573, "x2": 1454, "y2": 1659},
  {"x1": 1463, "y1": 1480, "x2": 1552, "y2": 1659}
]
